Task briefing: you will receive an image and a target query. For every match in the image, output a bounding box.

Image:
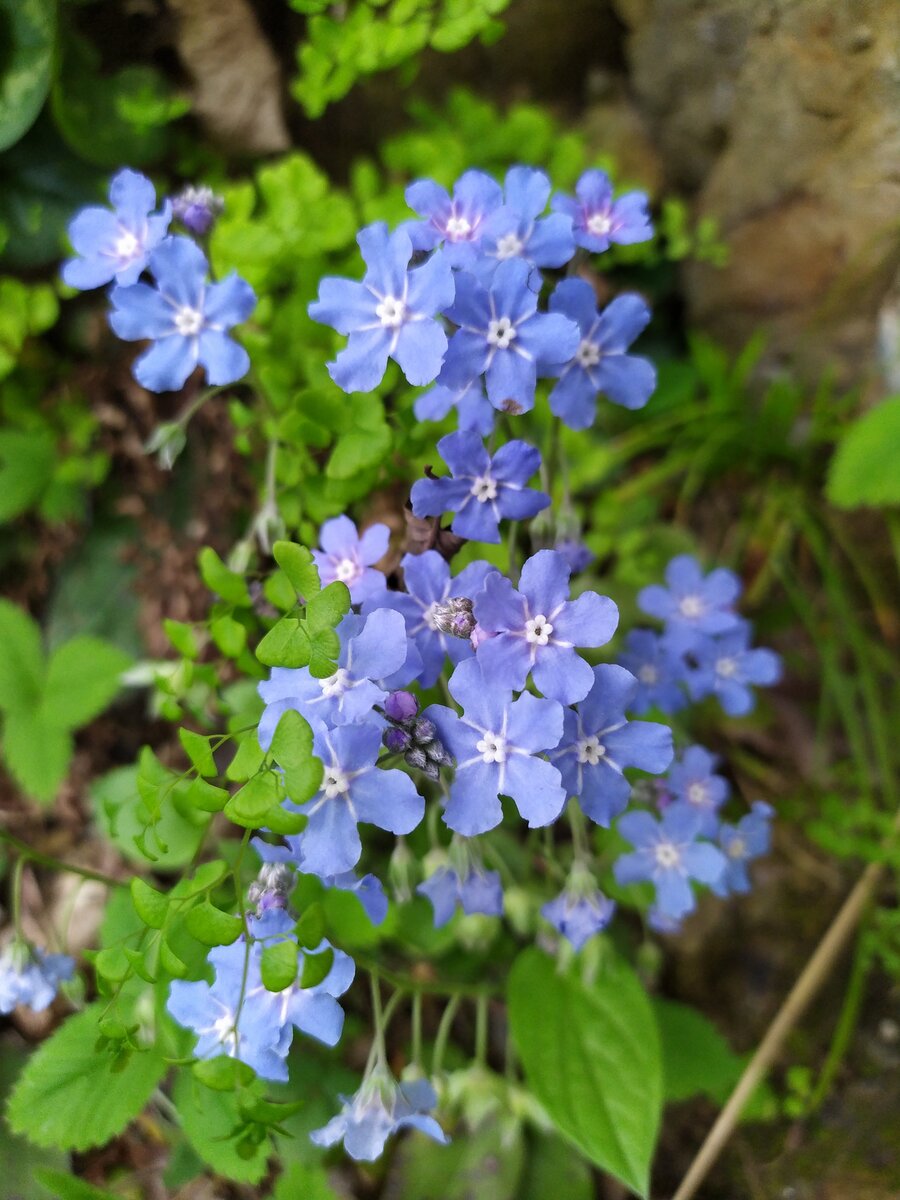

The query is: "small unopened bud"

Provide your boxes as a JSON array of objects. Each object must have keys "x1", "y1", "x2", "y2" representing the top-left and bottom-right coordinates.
[
  {"x1": 172, "y1": 185, "x2": 224, "y2": 236},
  {"x1": 384, "y1": 690, "x2": 418, "y2": 723},
  {"x1": 412, "y1": 717, "x2": 436, "y2": 745},
  {"x1": 383, "y1": 726, "x2": 412, "y2": 754},
  {"x1": 404, "y1": 746, "x2": 428, "y2": 771},
  {"x1": 425, "y1": 740, "x2": 452, "y2": 766},
  {"x1": 248, "y1": 862, "x2": 295, "y2": 915},
  {"x1": 432, "y1": 596, "x2": 476, "y2": 639}
]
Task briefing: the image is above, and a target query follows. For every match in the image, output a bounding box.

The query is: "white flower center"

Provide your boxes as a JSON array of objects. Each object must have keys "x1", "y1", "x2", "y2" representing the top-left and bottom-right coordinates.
[
  {"x1": 654, "y1": 841, "x2": 681, "y2": 870},
  {"x1": 115, "y1": 230, "x2": 141, "y2": 260},
  {"x1": 575, "y1": 338, "x2": 601, "y2": 369},
  {"x1": 587, "y1": 212, "x2": 613, "y2": 236},
  {"x1": 476, "y1": 732, "x2": 507, "y2": 763},
  {"x1": 716, "y1": 656, "x2": 739, "y2": 678},
  {"x1": 525, "y1": 613, "x2": 554, "y2": 645},
  {"x1": 212, "y1": 1013, "x2": 239, "y2": 1052},
  {"x1": 321, "y1": 668, "x2": 351, "y2": 698},
  {"x1": 470, "y1": 473, "x2": 498, "y2": 503},
  {"x1": 638, "y1": 664, "x2": 659, "y2": 685},
  {"x1": 678, "y1": 594, "x2": 705, "y2": 619},
  {"x1": 174, "y1": 306, "x2": 204, "y2": 336},
  {"x1": 727, "y1": 837, "x2": 746, "y2": 860},
  {"x1": 424, "y1": 601, "x2": 442, "y2": 631},
  {"x1": 334, "y1": 557, "x2": 359, "y2": 584},
  {"x1": 487, "y1": 316, "x2": 517, "y2": 349},
  {"x1": 495, "y1": 232, "x2": 524, "y2": 259},
  {"x1": 577, "y1": 735, "x2": 605, "y2": 766},
  {"x1": 376, "y1": 296, "x2": 406, "y2": 328},
  {"x1": 445, "y1": 214, "x2": 472, "y2": 238},
  {"x1": 323, "y1": 767, "x2": 350, "y2": 799},
  {"x1": 687, "y1": 782, "x2": 709, "y2": 807}
]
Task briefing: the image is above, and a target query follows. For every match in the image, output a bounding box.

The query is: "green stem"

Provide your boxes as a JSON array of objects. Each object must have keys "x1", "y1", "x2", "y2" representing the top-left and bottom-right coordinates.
[
  {"x1": 351, "y1": 952, "x2": 499, "y2": 998},
  {"x1": 474, "y1": 993, "x2": 489, "y2": 1066},
  {"x1": 808, "y1": 922, "x2": 871, "y2": 1114},
  {"x1": 432, "y1": 993, "x2": 461, "y2": 1075},
  {"x1": 411, "y1": 990, "x2": 423, "y2": 1068},
  {"x1": 10, "y1": 855, "x2": 25, "y2": 942},
  {"x1": 1, "y1": 831, "x2": 126, "y2": 889}
]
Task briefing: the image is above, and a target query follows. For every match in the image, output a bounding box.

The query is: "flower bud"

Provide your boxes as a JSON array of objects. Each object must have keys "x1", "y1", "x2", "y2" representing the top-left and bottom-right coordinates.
[
  {"x1": 172, "y1": 185, "x2": 224, "y2": 236},
  {"x1": 382, "y1": 726, "x2": 412, "y2": 754},
  {"x1": 412, "y1": 717, "x2": 436, "y2": 745},
  {"x1": 431, "y1": 596, "x2": 476, "y2": 639},
  {"x1": 404, "y1": 746, "x2": 428, "y2": 771},
  {"x1": 384, "y1": 690, "x2": 418, "y2": 723}
]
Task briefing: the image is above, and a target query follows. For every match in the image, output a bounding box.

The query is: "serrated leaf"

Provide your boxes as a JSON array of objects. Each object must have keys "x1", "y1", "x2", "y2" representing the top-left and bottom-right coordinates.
[
  {"x1": 185, "y1": 902, "x2": 243, "y2": 947},
  {"x1": 130, "y1": 878, "x2": 170, "y2": 930},
  {"x1": 826, "y1": 396, "x2": 900, "y2": 508},
  {"x1": 306, "y1": 581, "x2": 351, "y2": 632},
  {"x1": 198, "y1": 547, "x2": 251, "y2": 607},
  {"x1": 260, "y1": 939, "x2": 298, "y2": 992},
  {"x1": 255, "y1": 615, "x2": 312, "y2": 668},
  {"x1": 2, "y1": 707, "x2": 73, "y2": 803},
  {"x1": 179, "y1": 728, "x2": 217, "y2": 777},
  {"x1": 172, "y1": 1070, "x2": 270, "y2": 1184},
  {"x1": 40, "y1": 636, "x2": 132, "y2": 730},
  {"x1": 223, "y1": 771, "x2": 284, "y2": 827},
  {"x1": 300, "y1": 946, "x2": 333, "y2": 989},
  {"x1": 508, "y1": 947, "x2": 662, "y2": 1198},
  {"x1": 6, "y1": 1003, "x2": 167, "y2": 1150},
  {"x1": 269, "y1": 709, "x2": 323, "y2": 802},
  {"x1": 192, "y1": 1056, "x2": 256, "y2": 1092},
  {"x1": 273, "y1": 541, "x2": 321, "y2": 598},
  {"x1": 0, "y1": 597, "x2": 44, "y2": 711}
]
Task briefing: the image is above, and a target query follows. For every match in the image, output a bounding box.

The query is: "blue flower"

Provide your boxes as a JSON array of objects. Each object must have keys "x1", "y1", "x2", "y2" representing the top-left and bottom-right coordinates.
[
  {"x1": 62, "y1": 168, "x2": 172, "y2": 290},
  {"x1": 0, "y1": 944, "x2": 74, "y2": 1014},
  {"x1": 686, "y1": 622, "x2": 782, "y2": 716},
  {"x1": 551, "y1": 664, "x2": 673, "y2": 825},
  {"x1": 364, "y1": 550, "x2": 496, "y2": 687},
  {"x1": 553, "y1": 537, "x2": 594, "y2": 575},
  {"x1": 614, "y1": 805, "x2": 727, "y2": 921},
  {"x1": 541, "y1": 887, "x2": 615, "y2": 951},
  {"x1": 667, "y1": 745, "x2": 730, "y2": 836},
  {"x1": 312, "y1": 516, "x2": 389, "y2": 606},
  {"x1": 309, "y1": 222, "x2": 454, "y2": 393},
  {"x1": 547, "y1": 280, "x2": 656, "y2": 429},
  {"x1": 404, "y1": 169, "x2": 503, "y2": 266},
  {"x1": 437, "y1": 258, "x2": 580, "y2": 415},
  {"x1": 473, "y1": 549, "x2": 619, "y2": 704},
  {"x1": 312, "y1": 1068, "x2": 448, "y2": 1160},
  {"x1": 418, "y1": 865, "x2": 503, "y2": 928},
  {"x1": 425, "y1": 657, "x2": 566, "y2": 835},
  {"x1": 476, "y1": 166, "x2": 575, "y2": 276},
  {"x1": 638, "y1": 555, "x2": 743, "y2": 649},
  {"x1": 410, "y1": 431, "x2": 549, "y2": 544},
  {"x1": 618, "y1": 628, "x2": 688, "y2": 714},
  {"x1": 292, "y1": 723, "x2": 425, "y2": 877},
  {"x1": 713, "y1": 802, "x2": 774, "y2": 895},
  {"x1": 551, "y1": 169, "x2": 653, "y2": 253},
  {"x1": 414, "y1": 379, "x2": 495, "y2": 436},
  {"x1": 257, "y1": 608, "x2": 411, "y2": 743},
  {"x1": 109, "y1": 236, "x2": 256, "y2": 392}
]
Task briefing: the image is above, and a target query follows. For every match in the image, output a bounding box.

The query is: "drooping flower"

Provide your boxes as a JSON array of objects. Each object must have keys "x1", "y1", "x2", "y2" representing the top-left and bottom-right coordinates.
[
  {"x1": 424, "y1": 657, "x2": 566, "y2": 836},
  {"x1": 308, "y1": 222, "x2": 454, "y2": 393},
  {"x1": 436, "y1": 258, "x2": 580, "y2": 414},
  {"x1": 109, "y1": 236, "x2": 256, "y2": 391},
  {"x1": 62, "y1": 168, "x2": 171, "y2": 290},
  {"x1": 666, "y1": 745, "x2": 730, "y2": 836},
  {"x1": 613, "y1": 805, "x2": 727, "y2": 922},
  {"x1": 477, "y1": 166, "x2": 575, "y2": 276},
  {"x1": 403, "y1": 169, "x2": 503, "y2": 266},
  {"x1": 638, "y1": 554, "x2": 743, "y2": 649},
  {"x1": 713, "y1": 802, "x2": 774, "y2": 895},
  {"x1": 551, "y1": 169, "x2": 653, "y2": 253},
  {"x1": 686, "y1": 622, "x2": 782, "y2": 717},
  {"x1": 312, "y1": 515, "x2": 389, "y2": 605},
  {"x1": 473, "y1": 549, "x2": 619, "y2": 704},
  {"x1": 541, "y1": 887, "x2": 615, "y2": 951},
  {"x1": 548, "y1": 280, "x2": 656, "y2": 429},
  {"x1": 311, "y1": 1068, "x2": 448, "y2": 1160},
  {"x1": 418, "y1": 864, "x2": 503, "y2": 928},
  {"x1": 0, "y1": 943, "x2": 75, "y2": 1014},
  {"x1": 414, "y1": 379, "x2": 495, "y2": 436},
  {"x1": 410, "y1": 431, "x2": 549, "y2": 544},
  {"x1": 617, "y1": 628, "x2": 688, "y2": 714},
  {"x1": 551, "y1": 664, "x2": 673, "y2": 825}
]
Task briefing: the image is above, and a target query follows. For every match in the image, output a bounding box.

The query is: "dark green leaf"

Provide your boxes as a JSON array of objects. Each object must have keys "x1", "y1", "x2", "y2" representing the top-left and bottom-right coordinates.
[
  {"x1": 294, "y1": 902, "x2": 325, "y2": 949},
  {"x1": 0, "y1": 430, "x2": 55, "y2": 520},
  {"x1": 306, "y1": 581, "x2": 351, "y2": 632},
  {"x1": 171, "y1": 1070, "x2": 270, "y2": 1184},
  {"x1": 0, "y1": 597, "x2": 44, "y2": 711},
  {"x1": 260, "y1": 939, "x2": 299, "y2": 992},
  {"x1": 300, "y1": 946, "x2": 333, "y2": 989},
  {"x1": 0, "y1": 0, "x2": 56, "y2": 152}
]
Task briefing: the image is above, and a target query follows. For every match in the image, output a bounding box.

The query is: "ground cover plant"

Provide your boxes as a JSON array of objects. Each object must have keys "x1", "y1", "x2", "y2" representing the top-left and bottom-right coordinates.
[{"x1": 2, "y1": 3, "x2": 899, "y2": 1199}]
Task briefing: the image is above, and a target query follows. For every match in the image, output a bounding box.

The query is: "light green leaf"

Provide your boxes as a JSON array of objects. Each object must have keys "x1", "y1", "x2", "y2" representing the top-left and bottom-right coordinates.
[
  {"x1": 192, "y1": 1056, "x2": 256, "y2": 1092},
  {"x1": 2, "y1": 708, "x2": 72, "y2": 803},
  {"x1": 223, "y1": 771, "x2": 284, "y2": 827},
  {"x1": 130, "y1": 877, "x2": 170, "y2": 930},
  {"x1": 256, "y1": 615, "x2": 312, "y2": 668},
  {"x1": 185, "y1": 902, "x2": 243, "y2": 947},
  {"x1": 261, "y1": 939, "x2": 299, "y2": 992},
  {"x1": 507, "y1": 947, "x2": 662, "y2": 1198},
  {"x1": 92, "y1": 764, "x2": 207, "y2": 868},
  {"x1": 198, "y1": 547, "x2": 252, "y2": 606},
  {"x1": 0, "y1": 429, "x2": 55, "y2": 520},
  {"x1": 211, "y1": 612, "x2": 247, "y2": 658},
  {"x1": 34, "y1": 1170, "x2": 120, "y2": 1200},
  {"x1": 179, "y1": 728, "x2": 217, "y2": 777},
  {"x1": 269, "y1": 709, "x2": 323, "y2": 802},
  {"x1": 6, "y1": 1003, "x2": 167, "y2": 1150},
  {"x1": 272, "y1": 1162, "x2": 339, "y2": 1200},
  {"x1": 826, "y1": 396, "x2": 900, "y2": 509},
  {"x1": 41, "y1": 636, "x2": 132, "y2": 729},
  {"x1": 0, "y1": 597, "x2": 44, "y2": 711},
  {"x1": 273, "y1": 540, "x2": 321, "y2": 598},
  {"x1": 0, "y1": 0, "x2": 56, "y2": 153},
  {"x1": 163, "y1": 619, "x2": 199, "y2": 659},
  {"x1": 172, "y1": 1070, "x2": 271, "y2": 1184},
  {"x1": 186, "y1": 777, "x2": 228, "y2": 813},
  {"x1": 306, "y1": 580, "x2": 351, "y2": 632},
  {"x1": 300, "y1": 946, "x2": 333, "y2": 989}
]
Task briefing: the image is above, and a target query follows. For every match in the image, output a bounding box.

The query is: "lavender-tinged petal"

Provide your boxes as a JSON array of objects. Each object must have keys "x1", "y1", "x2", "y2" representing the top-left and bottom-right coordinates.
[
  {"x1": 300, "y1": 800, "x2": 362, "y2": 877},
  {"x1": 197, "y1": 330, "x2": 250, "y2": 386},
  {"x1": 205, "y1": 273, "x2": 257, "y2": 326},
  {"x1": 596, "y1": 354, "x2": 657, "y2": 410},
  {"x1": 329, "y1": 327, "x2": 392, "y2": 393},
  {"x1": 358, "y1": 223, "x2": 410, "y2": 297},
  {"x1": 393, "y1": 320, "x2": 448, "y2": 387},
  {"x1": 349, "y1": 767, "x2": 424, "y2": 836},
  {"x1": 148, "y1": 237, "x2": 208, "y2": 307},
  {"x1": 309, "y1": 277, "x2": 375, "y2": 334},
  {"x1": 133, "y1": 336, "x2": 198, "y2": 393},
  {"x1": 502, "y1": 754, "x2": 566, "y2": 827},
  {"x1": 553, "y1": 591, "x2": 619, "y2": 648},
  {"x1": 549, "y1": 370, "x2": 598, "y2": 431},
  {"x1": 485, "y1": 349, "x2": 537, "y2": 413},
  {"x1": 410, "y1": 475, "x2": 473, "y2": 519},
  {"x1": 109, "y1": 284, "x2": 175, "y2": 341},
  {"x1": 443, "y1": 762, "x2": 504, "y2": 835},
  {"x1": 532, "y1": 646, "x2": 595, "y2": 705}
]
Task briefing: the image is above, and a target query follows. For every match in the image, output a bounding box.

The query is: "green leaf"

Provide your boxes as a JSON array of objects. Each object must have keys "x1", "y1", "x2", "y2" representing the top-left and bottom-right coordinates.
[
  {"x1": 130, "y1": 878, "x2": 170, "y2": 930},
  {"x1": 179, "y1": 728, "x2": 217, "y2": 777},
  {"x1": 6, "y1": 1003, "x2": 167, "y2": 1150},
  {"x1": 40, "y1": 636, "x2": 132, "y2": 729},
  {"x1": 520, "y1": 1132, "x2": 592, "y2": 1200},
  {"x1": 163, "y1": 619, "x2": 199, "y2": 659},
  {"x1": 255, "y1": 615, "x2": 312, "y2": 668},
  {"x1": 826, "y1": 396, "x2": 900, "y2": 508},
  {"x1": 294, "y1": 901, "x2": 325, "y2": 949},
  {"x1": 269, "y1": 709, "x2": 323, "y2": 802},
  {"x1": 92, "y1": 764, "x2": 207, "y2": 868},
  {"x1": 307, "y1": 627, "x2": 342, "y2": 678},
  {"x1": 260, "y1": 939, "x2": 299, "y2": 991},
  {"x1": 262, "y1": 804, "x2": 308, "y2": 835},
  {"x1": 273, "y1": 540, "x2": 321, "y2": 598},
  {"x1": 211, "y1": 612, "x2": 247, "y2": 658},
  {"x1": 33, "y1": 1170, "x2": 120, "y2": 1200},
  {"x1": 186, "y1": 777, "x2": 228, "y2": 813},
  {"x1": 185, "y1": 902, "x2": 243, "y2": 947},
  {"x1": 171, "y1": 1070, "x2": 270, "y2": 1184},
  {"x1": 306, "y1": 580, "x2": 351, "y2": 632},
  {"x1": 0, "y1": 0, "x2": 56, "y2": 153},
  {"x1": 0, "y1": 429, "x2": 55, "y2": 520},
  {"x1": 507, "y1": 947, "x2": 662, "y2": 1198},
  {"x1": 198, "y1": 547, "x2": 252, "y2": 606},
  {"x1": 192, "y1": 1056, "x2": 256, "y2": 1092},
  {"x1": 0, "y1": 1048, "x2": 68, "y2": 1200},
  {"x1": 0, "y1": 597, "x2": 44, "y2": 710},
  {"x1": 223, "y1": 771, "x2": 284, "y2": 827},
  {"x1": 2, "y1": 708, "x2": 72, "y2": 803},
  {"x1": 300, "y1": 946, "x2": 333, "y2": 989}
]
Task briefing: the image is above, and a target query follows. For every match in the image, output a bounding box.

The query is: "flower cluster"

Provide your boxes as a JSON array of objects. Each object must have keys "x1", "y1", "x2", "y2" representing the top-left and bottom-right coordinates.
[
  {"x1": 64, "y1": 169, "x2": 254, "y2": 393},
  {"x1": 0, "y1": 942, "x2": 74, "y2": 1014}
]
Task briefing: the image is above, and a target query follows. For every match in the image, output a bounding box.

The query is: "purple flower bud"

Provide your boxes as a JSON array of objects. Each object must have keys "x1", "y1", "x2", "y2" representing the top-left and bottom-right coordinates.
[
  {"x1": 384, "y1": 690, "x2": 419, "y2": 723},
  {"x1": 413, "y1": 717, "x2": 437, "y2": 745},
  {"x1": 383, "y1": 726, "x2": 413, "y2": 754},
  {"x1": 171, "y1": 185, "x2": 223, "y2": 236},
  {"x1": 431, "y1": 596, "x2": 476, "y2": 639}
]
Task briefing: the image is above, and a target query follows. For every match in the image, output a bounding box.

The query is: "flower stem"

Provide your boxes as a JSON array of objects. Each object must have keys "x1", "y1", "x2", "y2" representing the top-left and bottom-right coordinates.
[
  {"x1": 432, "y1": 993, "x2": 461, "y2": 1075},
  {"x1": 0, "y1": 831, "x2": 126, "y2": 889}
]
